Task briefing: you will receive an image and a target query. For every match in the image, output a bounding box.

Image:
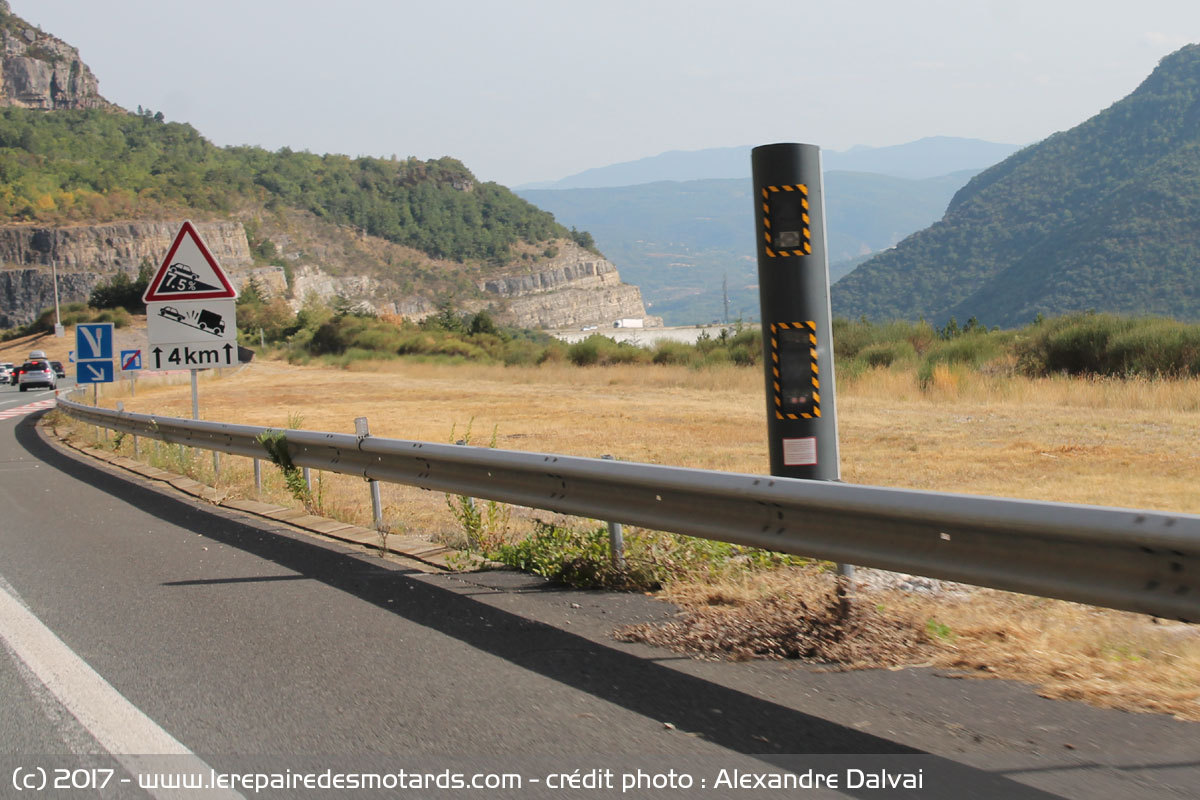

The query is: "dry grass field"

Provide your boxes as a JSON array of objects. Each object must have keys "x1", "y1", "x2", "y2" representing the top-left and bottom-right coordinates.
[{"x1": 15, "y1": 329, "x2": 1199, "y2": 722}]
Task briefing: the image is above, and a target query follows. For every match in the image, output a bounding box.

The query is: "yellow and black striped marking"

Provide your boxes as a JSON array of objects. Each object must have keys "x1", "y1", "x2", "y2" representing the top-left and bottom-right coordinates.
[
  {"x1": 761, "y1": 184, "x2": 812, "y2": 258},
  {"x1": 770, "y1": 321, "x2": 820, "y2": 419}
]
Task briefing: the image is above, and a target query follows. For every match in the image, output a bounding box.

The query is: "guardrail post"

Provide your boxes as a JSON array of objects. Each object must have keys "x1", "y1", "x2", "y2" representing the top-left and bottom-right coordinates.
[
  {"x1": 108, "y1": 402, "x2": 121, "y2": 447},
  {"x1": 302, "y1": 466, "x2": 312, "y2": 492},
  {"x1": 601, "y1": 455, "x2": 626, "y2": 570},
  {"x1": 357, "y1": 417, "x2": 384, "y2": 531},
  {"x1": 253, "y1": 458, "x2": 262, "y2": 495}
]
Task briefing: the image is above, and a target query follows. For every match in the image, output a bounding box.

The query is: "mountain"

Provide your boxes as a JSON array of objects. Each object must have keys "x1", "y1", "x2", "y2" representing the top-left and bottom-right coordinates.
[
  {"x1": 0, "y1": 2, "x2": 651, "y2": 331},
  {"x1": 520, "y1": 170, "x2": 981, "y2": 325},
  {"x1": 834, "y1": 45, "x2": 1200, "y2": 327},
  {"x1": 522, "y1": 137, "x2": 1021, "y2": 190},
  {"x1": 0, "y1": 0, "x2": 115, "y2": 111}
]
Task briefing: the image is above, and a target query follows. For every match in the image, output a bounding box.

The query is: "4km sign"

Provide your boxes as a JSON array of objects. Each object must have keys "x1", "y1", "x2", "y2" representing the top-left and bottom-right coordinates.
[{"x1": 143, "y1": 221, "x2": 239, "y2": 369}]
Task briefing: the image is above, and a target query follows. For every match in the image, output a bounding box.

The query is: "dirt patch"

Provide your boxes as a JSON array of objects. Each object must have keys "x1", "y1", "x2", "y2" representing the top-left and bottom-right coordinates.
[
  {"x1": 619, "y1": 567, "x2": 1200, "y2": 722},
  {"x1": 616, "y1": 569, "x2": 934, "y2": 668}
]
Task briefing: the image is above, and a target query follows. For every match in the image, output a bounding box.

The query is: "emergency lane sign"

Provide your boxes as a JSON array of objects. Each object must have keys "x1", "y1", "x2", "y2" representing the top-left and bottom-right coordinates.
[
  {"x1": 77, "y1": 362, "x2": 115, "y2": 383},
  {"x1": 142, "y1": 220, "x2": 238, "y2": 303},
  {"x1": 121, "y1": 349, "x2": 143, "y2": 371},
  {"x1": 75, "y1": 322, "x2": 114, "y2": 384}
]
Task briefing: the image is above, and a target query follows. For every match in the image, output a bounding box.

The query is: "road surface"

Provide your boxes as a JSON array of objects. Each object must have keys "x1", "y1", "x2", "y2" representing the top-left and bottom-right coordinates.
[{"x1": 1, "y1": 389, "x2": 1196, "y2": 798}]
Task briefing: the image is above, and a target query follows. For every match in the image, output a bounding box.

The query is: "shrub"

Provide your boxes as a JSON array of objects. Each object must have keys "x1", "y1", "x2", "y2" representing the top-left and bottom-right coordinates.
[
  {"x1": 1106, "y1": 321, "x2": 1200, "y2": 376},
  {"x1": 858, "y1": 340, "x2": 917, "y2": 368},
  {"x1": 1014, "y1": 314, "x2": 1200, "y2": 377},
  {"x1": 652, "y1": 340, "x2": 696, "y2": 366},
  {"x1": 918, "y1": 333, "x2": 1004, "y2": 388},
  {"x1": 567, "y1": 334, "x2": 648, "y2": 366}
]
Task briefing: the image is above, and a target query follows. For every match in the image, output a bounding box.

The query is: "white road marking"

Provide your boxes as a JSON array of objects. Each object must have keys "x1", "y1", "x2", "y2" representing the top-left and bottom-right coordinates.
[
  {"x1": 0, "y1": 576, "x2": 242, "y2": 798},
  {"x1": 0, "y1": 398, "x2": 56, "y2": 419}
]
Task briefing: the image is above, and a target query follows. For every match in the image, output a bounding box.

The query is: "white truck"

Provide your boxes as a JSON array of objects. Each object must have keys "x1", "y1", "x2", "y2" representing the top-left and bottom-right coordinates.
[{"x1": 613, "y1": 318, "x2": 645, "y2": 328}]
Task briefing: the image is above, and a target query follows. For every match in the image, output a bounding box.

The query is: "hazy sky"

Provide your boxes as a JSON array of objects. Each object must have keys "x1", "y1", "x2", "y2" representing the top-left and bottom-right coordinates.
[{"x1": 22, "y1": 1, "x2": 1200, "y2": 187}]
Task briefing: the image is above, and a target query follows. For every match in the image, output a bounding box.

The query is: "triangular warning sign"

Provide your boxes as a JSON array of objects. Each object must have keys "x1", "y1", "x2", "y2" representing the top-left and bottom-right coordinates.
[{"x1": 143, "y1": 220, "x2": 238, "y2": 302}]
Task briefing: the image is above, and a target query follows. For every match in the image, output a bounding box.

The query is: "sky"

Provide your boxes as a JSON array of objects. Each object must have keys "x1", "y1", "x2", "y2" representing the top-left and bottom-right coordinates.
[{"x1": 21, "y1": 0, "x2": 1200, "y2": 187}]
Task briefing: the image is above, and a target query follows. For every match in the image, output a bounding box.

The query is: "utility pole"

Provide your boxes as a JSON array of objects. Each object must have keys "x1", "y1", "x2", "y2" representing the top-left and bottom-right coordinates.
[
  {"x1": 51, "y1": 261, "x2": 64, "y2": 337},
  {"x1": 722, "y1": 273, "x2": 729, "y2": 324}
]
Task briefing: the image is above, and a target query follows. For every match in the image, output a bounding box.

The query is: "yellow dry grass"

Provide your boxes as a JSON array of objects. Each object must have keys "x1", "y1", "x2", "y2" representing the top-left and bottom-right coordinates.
[{"x1": 56, "y1": 355, "x2": 1200, "y2": 721}]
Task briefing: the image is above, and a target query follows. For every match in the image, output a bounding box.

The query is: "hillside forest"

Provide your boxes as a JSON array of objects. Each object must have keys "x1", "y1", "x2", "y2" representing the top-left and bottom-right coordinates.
[{"x1": 0, "y1": 107, "x2": 595, "y2": 266}]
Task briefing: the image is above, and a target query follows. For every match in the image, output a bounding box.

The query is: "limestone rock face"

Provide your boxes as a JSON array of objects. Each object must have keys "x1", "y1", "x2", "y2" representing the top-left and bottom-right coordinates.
[
  {"x1": 482, "y1": 244, "x2": 657, "y2": 330},
  {"x1": 0, "y1": 2, "x2": 117, "y2": 110},
  {"x1": 0, "y1": 220, "x2": 252, "y2": 273},
  {"x1": 0, "y1": 267, "x2": 97, "y2": 328},
  {"x1": 0, "y1": 222, "x2": 654, "y2": 332},
  {"x1": 0, "y1": 221, "x2": 252, "y2": 328}
]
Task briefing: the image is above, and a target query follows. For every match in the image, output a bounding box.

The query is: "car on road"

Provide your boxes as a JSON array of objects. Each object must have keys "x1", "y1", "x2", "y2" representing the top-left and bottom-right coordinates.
[
  {"x1": 50, "y1": 361, "x2": 66, "y2": 378},
  {"x1": 0, "y1": 363, "x2": 12, "y2": 384},
  {"x1": 17, "y1": 359, "x2": 56, "y2": 391}
]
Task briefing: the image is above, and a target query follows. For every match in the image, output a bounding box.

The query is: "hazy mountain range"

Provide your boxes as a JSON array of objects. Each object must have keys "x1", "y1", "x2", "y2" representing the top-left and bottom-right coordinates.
[
  {"x1": 519, "y1": 139, "x2": 1021, "y2": 324},
  {"x1": 519, "y1": 137, "x2": 1023, "y2": 190}
]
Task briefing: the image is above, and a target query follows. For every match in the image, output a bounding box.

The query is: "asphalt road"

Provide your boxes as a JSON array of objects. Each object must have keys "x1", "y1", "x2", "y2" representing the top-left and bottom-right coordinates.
[{"x1": 1, "y1": 388, "x2": 1197, "y2": 799}]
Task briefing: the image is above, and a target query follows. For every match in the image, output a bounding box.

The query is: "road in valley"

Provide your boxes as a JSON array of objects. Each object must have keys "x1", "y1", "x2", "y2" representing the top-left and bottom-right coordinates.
[{"x1": 1, "y1": 389, "x2": 1197, "y2": 799}]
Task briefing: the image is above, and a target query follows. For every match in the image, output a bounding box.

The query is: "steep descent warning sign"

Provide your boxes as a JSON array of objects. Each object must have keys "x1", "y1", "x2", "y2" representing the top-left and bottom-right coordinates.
[{"x1": 142, "y1": 220, "x2": 238, "y2": 302}]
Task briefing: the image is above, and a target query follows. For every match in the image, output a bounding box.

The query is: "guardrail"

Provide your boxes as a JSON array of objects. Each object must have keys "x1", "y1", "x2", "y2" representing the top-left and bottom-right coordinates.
[{"x1": 55, "y1": 394, "x2": 1198, "y2": 623}]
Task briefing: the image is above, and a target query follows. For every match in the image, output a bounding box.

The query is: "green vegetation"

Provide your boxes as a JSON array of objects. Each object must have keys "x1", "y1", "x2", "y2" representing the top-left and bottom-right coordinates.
[
  {"x1": 832, "y1": 313, "x2": 1200, "y2": 380},
  {"x1": 2, "y1": 302, "x2": 131, "y2": 340},
  {"x1": 0, "y1": 107, "x2": 581, "y2": 264},
  {"x1": 834, "y1": 44, "x2": 1200, "y2": 327},
  {"x1": 487, "y1": 520, "x2": 808, "y2": 591},
  {"x1": 1016, "y1": 313, "x2": 1200, "y2": 377},
  {"x1": 88, "y1": 264, "x2": 152, "y2": 313},
  {"x1": 240, "y1": 299, "x2": 1200, "y2": 379}
]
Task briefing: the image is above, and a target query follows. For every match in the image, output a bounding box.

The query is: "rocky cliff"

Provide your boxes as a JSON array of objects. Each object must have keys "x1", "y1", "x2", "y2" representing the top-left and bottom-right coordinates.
[
  {"x1": 0, "y1": 221, "x2": 252, "y2": 328},
  {"x1": 482, "y1": 246, "x2": 657, "y2": 329},
  {"x1": 0, "y1": 1, "x2": 116, "y2": 111},
  {"x1": 0, "y1": 221, "x2": 654, "y2": 331},
  {"x1": 0, "y1": 220, "x2": 253, "y2": 272}
]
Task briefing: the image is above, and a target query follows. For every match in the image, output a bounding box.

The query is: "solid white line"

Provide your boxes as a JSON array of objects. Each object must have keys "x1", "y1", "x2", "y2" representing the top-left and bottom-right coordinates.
[{"x1": 0, "y1": 578, "x2": 242, "y2": 799}]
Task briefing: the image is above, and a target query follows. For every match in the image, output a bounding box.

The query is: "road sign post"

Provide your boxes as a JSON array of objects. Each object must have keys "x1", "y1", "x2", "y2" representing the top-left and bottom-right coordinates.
[
  {"x1": 143, "y1": 221, "x2": 240, "y2": 429},
  {"x1": 120, "y1": 349, "x2": 142, "y2": 396},
  {"x1": 143, "y1": 222, "x2": 239, "y2": 477}
]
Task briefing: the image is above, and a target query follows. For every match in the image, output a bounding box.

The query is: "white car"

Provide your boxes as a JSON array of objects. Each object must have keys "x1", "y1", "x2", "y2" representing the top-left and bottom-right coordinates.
[
  {"x1": 17, "y1": 359, "x2": 56, "y2": 391},
  {"x1": 0, "y1": 363, "x2": 12, "y2": 384}
]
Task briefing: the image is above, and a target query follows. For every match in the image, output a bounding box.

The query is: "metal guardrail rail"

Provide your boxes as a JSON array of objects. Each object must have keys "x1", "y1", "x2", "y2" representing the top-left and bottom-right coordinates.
[{"x1": 56, "y1": 395, "x2": 1198, "y2": 623}]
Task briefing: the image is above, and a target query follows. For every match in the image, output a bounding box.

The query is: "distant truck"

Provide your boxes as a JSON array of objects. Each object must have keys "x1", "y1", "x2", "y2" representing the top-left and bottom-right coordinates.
[{"x1": 613, "y1": 318, "x2": 644, "y2": 328}]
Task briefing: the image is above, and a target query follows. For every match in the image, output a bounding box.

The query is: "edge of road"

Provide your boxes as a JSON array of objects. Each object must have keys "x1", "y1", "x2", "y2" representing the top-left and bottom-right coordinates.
[
  {"x1": 36, "y1": 412, "x2": 464, "y2": 572},
  {"x1": 20, "y1": 410, "x2": 1200, "y2": 800}
]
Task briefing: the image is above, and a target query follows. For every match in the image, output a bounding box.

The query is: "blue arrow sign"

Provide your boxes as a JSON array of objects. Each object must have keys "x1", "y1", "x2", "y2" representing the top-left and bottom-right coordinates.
[
  {"x1": 75, "y1": 361, "x2": 115, "y2": 384},
  {"x1": 75, "y1": 322, "x2": 114, "y2": 383},
  {"x1": 120, "y1": 349, "x2": 142, "y2": 371},
  {"x1": 76, "y1": 323, "x2": 114, "y2": 360}
]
